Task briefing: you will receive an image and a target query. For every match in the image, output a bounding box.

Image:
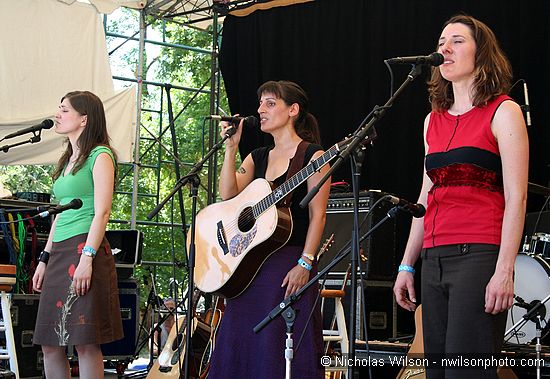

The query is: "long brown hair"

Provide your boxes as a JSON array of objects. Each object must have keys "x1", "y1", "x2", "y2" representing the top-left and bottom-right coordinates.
[
  {"x1": 257, "y1": 80, "x2": 321, "y2": 144},
  {"x1": 52, "y1": 91, "x2": 117, "y2": 180},
  {"x1": 428, "y1": 14, "x2": 512, "y2": 111}
]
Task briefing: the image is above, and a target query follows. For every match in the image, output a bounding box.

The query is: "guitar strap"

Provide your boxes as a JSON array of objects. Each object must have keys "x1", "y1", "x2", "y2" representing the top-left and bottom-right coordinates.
[{"x1": 279, "y1": 140, "x2": 310, "y2": 208}]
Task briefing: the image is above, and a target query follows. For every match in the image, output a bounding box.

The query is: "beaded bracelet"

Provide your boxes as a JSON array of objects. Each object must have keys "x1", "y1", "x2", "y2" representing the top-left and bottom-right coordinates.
[
  {"x1": 298, "y1": 257, "x2": 312, "y2": 271},
  {"x1": 38, "y1": 250, "x2": 50, "y2": 265},
  {"x1": 398, "y1": 264, "x2": 415, "y2": 275},
  {"x1": 82, "y1": 245, "x2": 97, "y2": 258}
]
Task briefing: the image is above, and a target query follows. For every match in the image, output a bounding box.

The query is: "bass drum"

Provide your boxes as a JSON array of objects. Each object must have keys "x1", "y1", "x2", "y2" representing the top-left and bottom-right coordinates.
[{"x1": 506, "y1": 253, "x2": 550, "y2": 344}]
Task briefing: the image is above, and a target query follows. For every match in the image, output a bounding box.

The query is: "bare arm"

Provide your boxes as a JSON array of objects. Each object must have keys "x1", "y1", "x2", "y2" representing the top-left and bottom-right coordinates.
[
  {"x1": 72, "y1": 152, "x2": 115, "y2": 296},
  {"x1": 485, "y1": 100, "x2": 528, "y2": 314},
  {"x1": 282, "y1": 150, "x2": 331, "y2": 297},
  {"x1": 394, "y1": 114, "x2": 433, "y2": 311}
]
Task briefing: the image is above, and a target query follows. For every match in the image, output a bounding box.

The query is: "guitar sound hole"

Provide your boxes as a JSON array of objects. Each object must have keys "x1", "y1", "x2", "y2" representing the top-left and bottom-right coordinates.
[
  {"x1": 171, "y1": 333, "x2": 185, "y2": 352},
  {"x1": 238, "y1": 207, "x2": 256, "y2": 232}
]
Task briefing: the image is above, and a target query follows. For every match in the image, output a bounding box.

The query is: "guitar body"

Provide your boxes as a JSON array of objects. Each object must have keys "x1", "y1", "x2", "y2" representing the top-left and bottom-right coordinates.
[
  {"x1": 147, "y1": 317, "x2": 211, "y2": 379},
  {"x1": 190, "y1": 178, "x2": 292, "y2": 298},
  {"x1": 396, "y1": 305, "x2": 425, "y2": 379}
]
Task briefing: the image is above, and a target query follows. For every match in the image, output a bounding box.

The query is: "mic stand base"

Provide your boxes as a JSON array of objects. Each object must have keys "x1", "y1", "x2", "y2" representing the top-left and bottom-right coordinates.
[{"x1": 283, "y1": 307, "x2": 297, "y2": 379}]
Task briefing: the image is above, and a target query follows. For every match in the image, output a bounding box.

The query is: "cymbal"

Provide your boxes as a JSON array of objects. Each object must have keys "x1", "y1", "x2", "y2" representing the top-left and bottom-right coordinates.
[{"x1": 528, "y1": 182, "x2": 550, "y2": 197}]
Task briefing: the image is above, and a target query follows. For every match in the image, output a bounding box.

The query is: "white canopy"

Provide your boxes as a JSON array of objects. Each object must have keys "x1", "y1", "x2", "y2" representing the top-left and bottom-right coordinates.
[{"x1": 0, "y1": 0, "x2": 138, "y2": 164}]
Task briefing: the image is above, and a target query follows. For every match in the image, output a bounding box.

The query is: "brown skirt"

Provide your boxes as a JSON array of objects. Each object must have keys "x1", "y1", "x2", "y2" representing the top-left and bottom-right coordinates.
[{"x1": 33, "y1": 233, "x2": 123, "y2": 346}]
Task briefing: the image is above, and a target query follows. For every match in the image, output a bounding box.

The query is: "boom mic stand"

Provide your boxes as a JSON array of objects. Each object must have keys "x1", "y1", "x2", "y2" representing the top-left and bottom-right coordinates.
[
  {"x1": 0, "y1": 132, "x2": 43, "y2": 153},
  {"x1": 254, "y1": 205, "x2": 404, "y2": 379},
  {"x1": 299, "y1": 63, "x2": 426, "y2": 378},
  {"x1": 146, "y1": 125, "x2": 238, "y2": 379}
]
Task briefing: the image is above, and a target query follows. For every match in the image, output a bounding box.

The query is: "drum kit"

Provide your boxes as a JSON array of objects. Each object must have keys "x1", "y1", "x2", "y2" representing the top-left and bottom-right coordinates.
[{"x1": 505, "y1": 182, "x2": 550, "y2": 346}]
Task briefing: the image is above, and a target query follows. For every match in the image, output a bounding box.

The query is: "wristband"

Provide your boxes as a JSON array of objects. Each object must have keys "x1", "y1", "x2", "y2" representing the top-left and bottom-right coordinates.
[
  {"x1": 301, "y1": 252, "x2": 315, "y2": 262},
  {"x1": 82, "y1": 245, "x2": 97, "y2": 258},
  {"x1": 38, "y1": 250, "x2": 50, "y2": 265},
  {"x1": 398, "y1": 264, "x2": 415, "y2": 275},
  {"x1": 298, "y1": 257, "x2": 312, "y2": 271}
]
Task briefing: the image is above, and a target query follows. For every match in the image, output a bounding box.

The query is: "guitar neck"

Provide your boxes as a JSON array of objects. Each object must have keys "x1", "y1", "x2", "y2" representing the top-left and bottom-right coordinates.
[{"x1": 252, "y1": 142, "x2": 342, "y2": 217}]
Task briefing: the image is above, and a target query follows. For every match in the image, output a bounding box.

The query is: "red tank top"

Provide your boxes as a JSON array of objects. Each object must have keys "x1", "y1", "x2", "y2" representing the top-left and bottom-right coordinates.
[{"x1": 423, "y1": 95, "x2": 512, "y2": 248}]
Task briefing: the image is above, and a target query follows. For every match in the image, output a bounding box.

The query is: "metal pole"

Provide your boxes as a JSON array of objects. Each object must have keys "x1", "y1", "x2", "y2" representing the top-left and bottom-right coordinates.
[{"x1": 130, "y1": 9, "x2": 146, "y2": 229}]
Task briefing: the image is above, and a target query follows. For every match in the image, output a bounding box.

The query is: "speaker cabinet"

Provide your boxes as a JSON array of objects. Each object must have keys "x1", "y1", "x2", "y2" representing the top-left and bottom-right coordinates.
[
  {"x1": 319, "y1": 191, "x2": 397, "y2": 281},
  {"x1": 101, "y1": 279, "x2": 139, "y2": 359},
  {"x1": 11, "y1": 294, "x2": 44, "y2": 378}
]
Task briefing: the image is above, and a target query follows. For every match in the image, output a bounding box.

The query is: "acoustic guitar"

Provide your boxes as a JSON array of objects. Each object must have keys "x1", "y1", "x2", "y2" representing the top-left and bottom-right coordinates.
[
  {"x1": 147, "y1": 291, "x2": 210, "y2": 379},
  {"x1": 396, "y1": 305, "x2": 425, "y2": 379},
  {"x1": 189, "y1": 138, "x2": 358, "y2": 298}
]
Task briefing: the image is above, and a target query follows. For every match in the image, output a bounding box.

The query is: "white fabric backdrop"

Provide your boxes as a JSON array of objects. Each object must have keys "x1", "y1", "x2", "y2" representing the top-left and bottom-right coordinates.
[{"x1": 0, "y1": 0, "x2": 137, "y2": 164}]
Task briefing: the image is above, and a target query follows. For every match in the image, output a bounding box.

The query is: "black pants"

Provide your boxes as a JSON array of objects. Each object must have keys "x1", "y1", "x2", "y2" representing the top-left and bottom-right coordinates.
[{"x1": 421, "y1": 244, "x2": 508, "y2": 379}]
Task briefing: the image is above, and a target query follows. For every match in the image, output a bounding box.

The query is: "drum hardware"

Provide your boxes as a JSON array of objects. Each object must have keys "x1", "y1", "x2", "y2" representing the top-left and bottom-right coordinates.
[
  {"x1": 505, "y1": 293, "x2": 550, "y2": 379},
  {"x1": 530, "y1": 233, "x2": 550, "y2": 258},
  {"x1": 506, "y1": 254, "x2": 550, "y2": 345}
]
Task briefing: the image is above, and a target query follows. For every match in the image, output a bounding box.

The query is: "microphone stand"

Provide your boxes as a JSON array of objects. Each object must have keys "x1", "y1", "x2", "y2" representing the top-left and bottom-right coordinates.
[
  {"x1": 299, "y1": 63, "x2": 426, "y2": 378},
  {"x1": 0, "y1": 133, "x2": 42, "y2": 153},
  {"x1": 254, "y1": 206, "x2": 403, "y2": 379},
  {"x1": 146, "y1": 126, "x2": 237, "y2": 379},
  {"x1": 504, "y1": 293, "x2": 550, "y2": 379}
]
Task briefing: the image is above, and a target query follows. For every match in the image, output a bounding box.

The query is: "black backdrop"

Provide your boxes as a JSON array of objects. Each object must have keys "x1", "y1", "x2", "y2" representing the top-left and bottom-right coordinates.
[{"x1": 219, "y1": 0, "x2": 550, "y2": 224}]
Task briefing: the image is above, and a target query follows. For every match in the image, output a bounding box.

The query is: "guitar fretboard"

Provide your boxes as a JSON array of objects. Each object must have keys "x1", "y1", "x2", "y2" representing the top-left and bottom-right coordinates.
[{"x1": 252, "y1": 143, "x2": 341, "y2": 218}]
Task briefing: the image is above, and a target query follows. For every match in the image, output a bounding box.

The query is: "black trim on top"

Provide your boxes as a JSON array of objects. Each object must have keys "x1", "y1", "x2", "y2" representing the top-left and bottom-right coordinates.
[{"x1": 425, "y1": 146, "x2": 502, "y2": 174}]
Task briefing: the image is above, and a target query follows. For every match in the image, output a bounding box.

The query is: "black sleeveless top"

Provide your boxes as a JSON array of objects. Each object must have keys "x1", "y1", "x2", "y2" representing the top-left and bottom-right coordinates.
[{"x1": 251, "y1": 143, "x2": 323, "y2": 246}]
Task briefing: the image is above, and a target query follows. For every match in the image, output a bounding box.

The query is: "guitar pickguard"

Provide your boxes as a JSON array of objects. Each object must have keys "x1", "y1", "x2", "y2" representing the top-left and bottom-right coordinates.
[{"x1": 228, "y1": 225, "x2": 257, "y2": 257}]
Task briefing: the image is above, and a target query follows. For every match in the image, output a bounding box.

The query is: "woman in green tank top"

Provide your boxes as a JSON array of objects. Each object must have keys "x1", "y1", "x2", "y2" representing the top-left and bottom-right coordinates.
[{"x1": 32, "y1": 91, "x2": 123, "y2": 378}]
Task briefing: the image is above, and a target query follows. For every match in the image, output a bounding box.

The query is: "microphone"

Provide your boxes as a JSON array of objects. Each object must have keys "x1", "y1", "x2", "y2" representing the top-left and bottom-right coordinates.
[
  {"x1": 523, "y1": 81, "x2": 532, "y2": 126},
  {"x1": 207, "y1": 115, "x2": 259, "y2": 128},
  {"x1": 38, "y1": 199, "x2": 83, "y2": 218},
  {"x1": 383, "y1": 194, "x2": 426, "y2": 218},
  {"x1": 3, "y1": 119, "x2": 54, "y2": 140},
  {"x1": 385, "y1": 52, "x2": 444, "y2": 67}
]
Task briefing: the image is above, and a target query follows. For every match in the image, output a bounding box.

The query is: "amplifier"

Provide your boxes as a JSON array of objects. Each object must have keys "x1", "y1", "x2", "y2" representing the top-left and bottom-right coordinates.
[
  {"x1": 101, "y1": 279, "x2": 139, "y2": 360},
  {"x1": 319, "y1": 191, "x2": 397, "y2": 281},
  {"x1": 106, "y1": 230, "x2": 143, "y2": 280},
  {"x1": 10, "y1": 294, "x2": 44, "y2": 378}
]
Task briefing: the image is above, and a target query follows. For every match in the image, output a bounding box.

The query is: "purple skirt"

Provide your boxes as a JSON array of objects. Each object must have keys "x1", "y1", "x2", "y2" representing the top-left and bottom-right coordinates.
[{"x1": 207, "y1": 245, "x2": 324, "y2": 379}]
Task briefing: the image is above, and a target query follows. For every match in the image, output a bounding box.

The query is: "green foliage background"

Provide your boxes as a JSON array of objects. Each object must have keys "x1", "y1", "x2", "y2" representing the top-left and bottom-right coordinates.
[{"x1": 0, "y1": 8, "x2": 230, "y2": 312}]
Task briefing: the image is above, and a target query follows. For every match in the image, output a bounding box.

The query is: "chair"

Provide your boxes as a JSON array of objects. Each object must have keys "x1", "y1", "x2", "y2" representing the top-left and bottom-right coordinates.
[{"x1": 0, "y1": 264, "x2": 18, "y2": 378}]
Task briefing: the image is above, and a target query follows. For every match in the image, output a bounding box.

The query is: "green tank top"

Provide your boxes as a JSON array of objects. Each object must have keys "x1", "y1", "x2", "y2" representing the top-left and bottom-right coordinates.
[{"x1": 52, "y1": 146, "x2": 115, "y2": 242}]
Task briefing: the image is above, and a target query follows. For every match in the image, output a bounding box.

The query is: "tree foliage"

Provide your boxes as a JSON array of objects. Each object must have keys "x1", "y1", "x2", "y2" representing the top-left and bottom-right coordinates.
[{"x1": 1, "y1": 7, "x2": 228, "y2": 306}]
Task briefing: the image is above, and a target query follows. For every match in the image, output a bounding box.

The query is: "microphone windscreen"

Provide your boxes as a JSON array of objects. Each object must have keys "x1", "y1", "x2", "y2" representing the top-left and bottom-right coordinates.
[
  {"x1": 42, "y1": 119, "x2": 54, "y2": 129},
  {"x1": 244, "y1": 116, "x2": 259, "y2": 128}
]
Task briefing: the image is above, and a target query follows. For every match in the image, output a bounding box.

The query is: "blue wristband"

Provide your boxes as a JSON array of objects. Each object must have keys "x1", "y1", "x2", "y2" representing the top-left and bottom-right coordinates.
[
  {"x1": 298, "y1": 257, "x2": 312, "y2": 271},
  {"x1": 82, "y1": 245, "x2": 97, "y2": 258},
  {"x1": 398, "y1": 264, "x2": 415, "y2": 274}
]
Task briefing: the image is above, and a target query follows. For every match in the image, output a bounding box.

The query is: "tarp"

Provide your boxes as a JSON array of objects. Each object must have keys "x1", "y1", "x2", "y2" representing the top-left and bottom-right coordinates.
[{"x1": 0, "y1": 0, "x2": 137, "y2": 164}]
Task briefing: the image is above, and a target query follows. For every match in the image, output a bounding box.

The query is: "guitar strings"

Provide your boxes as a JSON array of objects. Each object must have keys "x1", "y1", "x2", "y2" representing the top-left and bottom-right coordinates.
[{"x1": 220, "y1": 144, "x2": 341, "y2": 241}]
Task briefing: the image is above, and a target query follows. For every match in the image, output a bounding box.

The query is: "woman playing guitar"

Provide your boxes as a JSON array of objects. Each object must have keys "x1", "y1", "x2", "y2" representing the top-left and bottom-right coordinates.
[{"x1": 207, "y1": 80, "x2": 331, "y2": 379}]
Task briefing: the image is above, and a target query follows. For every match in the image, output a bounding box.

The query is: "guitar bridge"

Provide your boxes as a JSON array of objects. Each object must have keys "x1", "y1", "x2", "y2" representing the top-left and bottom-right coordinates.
[{"x1": 217, "y1": 221, "x2": 229, "y2": 255}]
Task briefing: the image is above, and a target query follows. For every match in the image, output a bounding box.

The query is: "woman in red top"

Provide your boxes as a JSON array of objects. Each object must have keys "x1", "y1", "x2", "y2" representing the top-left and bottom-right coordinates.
[{"x1": 393, "y1": 14, "x2": 528, "y2": 379}]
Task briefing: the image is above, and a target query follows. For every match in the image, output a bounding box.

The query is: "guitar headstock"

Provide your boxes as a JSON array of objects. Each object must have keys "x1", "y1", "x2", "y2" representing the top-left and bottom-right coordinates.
[{"x1": 318, "y1": 233, "x2": 335, "y2": 258}]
